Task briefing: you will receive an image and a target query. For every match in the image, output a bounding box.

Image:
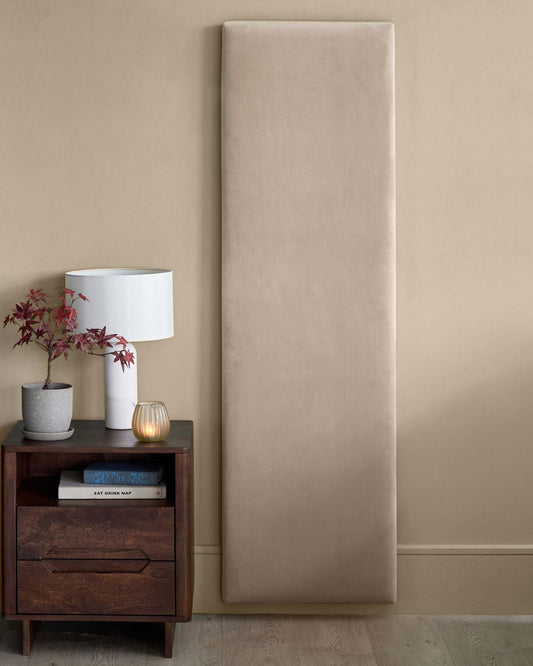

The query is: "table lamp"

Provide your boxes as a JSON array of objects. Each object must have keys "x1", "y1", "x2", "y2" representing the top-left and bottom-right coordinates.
[{"x1": 65, "y1": 268, "x2": 173, "y2": 429}]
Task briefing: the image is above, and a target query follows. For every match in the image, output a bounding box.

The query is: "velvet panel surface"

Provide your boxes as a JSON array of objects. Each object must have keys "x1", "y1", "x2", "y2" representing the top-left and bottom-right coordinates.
[{"x1": 222, "y1": 20, "x2": 396, "y2": 603}]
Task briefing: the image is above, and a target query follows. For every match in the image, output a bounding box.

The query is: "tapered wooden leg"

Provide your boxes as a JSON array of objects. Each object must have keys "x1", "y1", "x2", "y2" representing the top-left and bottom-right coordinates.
[
  {"x1": 164, "y1": 622, "x2": 175, "y2": 658},
  {"x1": 22, "y1": 620, "x2": 42, "y2": 656}
]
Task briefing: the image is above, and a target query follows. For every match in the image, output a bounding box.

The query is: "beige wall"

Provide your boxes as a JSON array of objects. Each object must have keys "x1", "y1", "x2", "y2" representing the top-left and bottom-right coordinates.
[{"x1": 2, "y1": 0, "x2": 533, "y2": 614}]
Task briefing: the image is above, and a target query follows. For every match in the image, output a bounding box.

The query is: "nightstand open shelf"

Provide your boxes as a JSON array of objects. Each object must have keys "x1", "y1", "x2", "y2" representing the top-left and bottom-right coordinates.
[
  {"x1": 2, "y1": 420, "x2": 193, "y2": 658},
  {"x1": 17, "y1": 475, "x2": 174, "y2": 507}
]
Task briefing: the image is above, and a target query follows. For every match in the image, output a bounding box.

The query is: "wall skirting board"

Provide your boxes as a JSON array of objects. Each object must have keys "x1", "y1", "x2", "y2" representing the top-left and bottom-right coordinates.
[
  {"x1": 398, "y1": 545, "x2": 533, "y2": 555},
  {"x1": 192, "y1": 546, "x2": 533, "y2": 614},
  {"x1": 197, "y1": 544, "x2": 533, "y2": 556}
]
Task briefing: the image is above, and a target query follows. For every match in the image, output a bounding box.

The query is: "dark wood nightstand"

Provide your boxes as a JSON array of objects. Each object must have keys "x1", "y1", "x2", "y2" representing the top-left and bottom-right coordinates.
[{"x1": 1, "y1": 420, "x2": 193, "y2": 658}]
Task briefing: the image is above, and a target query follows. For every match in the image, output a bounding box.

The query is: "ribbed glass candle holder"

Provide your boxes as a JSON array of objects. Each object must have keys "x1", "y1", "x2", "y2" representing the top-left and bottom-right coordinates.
[{"x1": 132, "y1": 401, "x2": 170, "y2": 442}]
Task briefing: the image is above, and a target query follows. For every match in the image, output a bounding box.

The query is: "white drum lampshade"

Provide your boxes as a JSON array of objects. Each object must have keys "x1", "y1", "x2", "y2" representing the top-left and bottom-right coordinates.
[{"x1": 65, "y1": 269, "x2": 173, "y2": 429}]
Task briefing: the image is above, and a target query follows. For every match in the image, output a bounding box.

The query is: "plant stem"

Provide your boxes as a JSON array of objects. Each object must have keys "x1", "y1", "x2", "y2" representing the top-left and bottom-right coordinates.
[{"x1": 44, "y1": 351, "x2": 53, "y2": 389}]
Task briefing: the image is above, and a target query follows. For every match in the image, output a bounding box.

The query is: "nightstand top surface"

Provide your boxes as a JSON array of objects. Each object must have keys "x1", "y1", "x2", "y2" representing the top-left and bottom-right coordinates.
[{"x1": 2, "y1": 420, "x2": 193, "y2": 453}]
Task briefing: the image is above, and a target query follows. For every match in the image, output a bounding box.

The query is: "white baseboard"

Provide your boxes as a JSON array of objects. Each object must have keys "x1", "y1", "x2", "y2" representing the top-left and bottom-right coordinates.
[
  {"x1": 398, "y1": 544, "x2": 533, "y2": 555},
  {"x1": 196, "y1": 544, "x2": 533, "y2": 556}
]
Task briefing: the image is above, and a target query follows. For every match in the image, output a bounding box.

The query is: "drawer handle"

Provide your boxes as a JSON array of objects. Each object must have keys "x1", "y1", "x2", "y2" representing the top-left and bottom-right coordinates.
[
  {"x1": 41, "y1": 559, "x2": 149, "y2": 574},
  {"x1": 44, "y1": 547, "x2": 148, "y2": 560}
]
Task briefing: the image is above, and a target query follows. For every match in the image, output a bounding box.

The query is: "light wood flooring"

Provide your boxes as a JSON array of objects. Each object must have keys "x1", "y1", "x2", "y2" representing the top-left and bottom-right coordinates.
[{"x1": 1, "y1": 615, "x2": 533, "y2": 665}]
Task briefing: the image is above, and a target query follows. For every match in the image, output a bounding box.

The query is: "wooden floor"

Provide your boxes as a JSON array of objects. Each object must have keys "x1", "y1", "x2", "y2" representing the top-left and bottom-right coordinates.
[{"x1": 1, "y1": 615, "x2": 533, "y2": 665}]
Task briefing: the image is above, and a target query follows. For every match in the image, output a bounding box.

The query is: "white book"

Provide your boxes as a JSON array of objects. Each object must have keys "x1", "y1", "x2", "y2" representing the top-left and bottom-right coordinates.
[{"x1": 58, "y1": 471, "x2": 167, "y2": 499}]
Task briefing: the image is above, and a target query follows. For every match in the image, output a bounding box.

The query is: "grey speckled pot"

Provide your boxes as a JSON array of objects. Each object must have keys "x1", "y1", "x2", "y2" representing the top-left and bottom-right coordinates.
[{"x1": 22, "y1": 382, "x2": 73, "y2": 433}]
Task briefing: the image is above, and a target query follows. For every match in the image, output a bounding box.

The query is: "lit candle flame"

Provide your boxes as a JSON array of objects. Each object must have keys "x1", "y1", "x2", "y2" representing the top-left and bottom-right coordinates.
[{"x1": 143, "y1": 423, "x2": 156, "y2": 437}]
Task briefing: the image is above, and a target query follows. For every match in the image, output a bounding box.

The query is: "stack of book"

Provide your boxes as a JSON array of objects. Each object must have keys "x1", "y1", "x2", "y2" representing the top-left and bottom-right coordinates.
[{"x1": 58, "y1": 462, "x2": 166, "y2": 499}]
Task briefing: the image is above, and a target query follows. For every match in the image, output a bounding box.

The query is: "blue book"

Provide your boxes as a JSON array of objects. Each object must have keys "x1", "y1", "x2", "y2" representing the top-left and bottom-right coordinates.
[{"x1": 83, "y1": 462, "x2": 164, "y2": 486}]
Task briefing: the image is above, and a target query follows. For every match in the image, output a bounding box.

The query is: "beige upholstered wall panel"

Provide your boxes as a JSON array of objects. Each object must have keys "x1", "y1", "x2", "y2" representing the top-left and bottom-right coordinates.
[{"x1": 222, "y1": 20, "x2": 396, "y2": 603}]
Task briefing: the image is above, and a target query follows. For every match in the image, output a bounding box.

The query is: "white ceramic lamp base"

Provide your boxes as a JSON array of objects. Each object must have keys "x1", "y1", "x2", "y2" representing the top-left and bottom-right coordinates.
[{"x1": 104, "y1": 343, "x2": 137, "y2": 429}]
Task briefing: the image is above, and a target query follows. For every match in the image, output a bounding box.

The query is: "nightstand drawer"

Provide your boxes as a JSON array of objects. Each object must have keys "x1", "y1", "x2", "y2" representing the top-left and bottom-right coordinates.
[
  {"x1": 17, "y1": 560, "x2": 175, "y2": 615},
  {"x1": 18, "y1": 506, "x2": 174, "y2": 561}
]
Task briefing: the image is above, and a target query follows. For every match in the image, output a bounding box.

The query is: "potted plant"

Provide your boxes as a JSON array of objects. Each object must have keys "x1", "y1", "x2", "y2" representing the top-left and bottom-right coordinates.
[{"x1": 3, "y1": 287, "x2": 134, "y2": 438}]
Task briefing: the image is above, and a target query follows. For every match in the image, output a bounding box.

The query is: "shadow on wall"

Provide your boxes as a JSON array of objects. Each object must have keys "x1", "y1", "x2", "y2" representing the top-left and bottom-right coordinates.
[{"x1": 197, "y1": 24, "x2": 224, "y2": 549}]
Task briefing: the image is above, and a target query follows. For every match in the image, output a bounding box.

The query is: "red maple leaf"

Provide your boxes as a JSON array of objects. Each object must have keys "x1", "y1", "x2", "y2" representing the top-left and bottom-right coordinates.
[
  {"x1": 34, "y1": 326, "x2": 47, "y2": 339},
  {"x1": 115, "y1": 335, "x2": 129, "y2": 350},
  {"x1": 113, "y1": 347, "x2": 134, "y2": 368},
  {"x1": 4, "y1": 285, "x2": 134, "y2": 385},
  {"x1": 26, "y1": 289, "x2": 47, "y2": 303},
  {"x1": 88, "y1": 326, "x2": 116, "y2": 349},
  {"x1": 53, "y1": 305, "x2": 78, "y2": 330},
  {"x1": 73, "y1": 333, "x2": 91, "y2": 353},
  {"x1": 52, "y1": 339, "x2": 69, "y2": 359}
]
